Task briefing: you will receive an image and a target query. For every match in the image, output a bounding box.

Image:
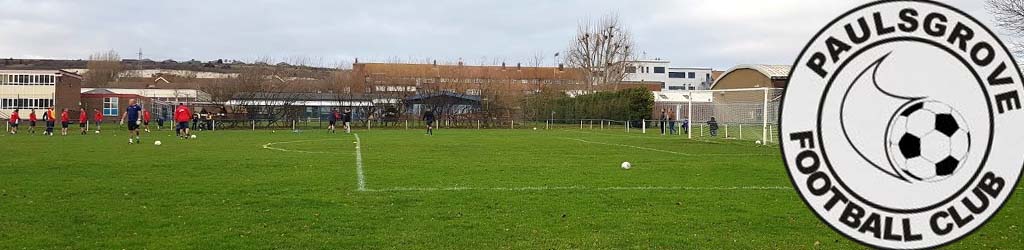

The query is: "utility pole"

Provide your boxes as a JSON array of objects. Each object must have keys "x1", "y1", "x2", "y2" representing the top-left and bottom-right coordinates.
[{"x1": 137, "y1": 48, "x2": 143, "y2": 60}]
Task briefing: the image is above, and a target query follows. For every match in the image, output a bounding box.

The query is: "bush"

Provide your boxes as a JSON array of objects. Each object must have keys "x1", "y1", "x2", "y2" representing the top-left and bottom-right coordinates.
[{"x1": 523, "y1": 87, "x2": 653, "y2": 121}]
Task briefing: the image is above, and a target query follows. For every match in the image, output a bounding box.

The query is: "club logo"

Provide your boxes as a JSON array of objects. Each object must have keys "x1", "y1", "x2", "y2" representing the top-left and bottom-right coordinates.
[{"x1": 780, "y1": 0, "x2": 1023, "y2": 248}]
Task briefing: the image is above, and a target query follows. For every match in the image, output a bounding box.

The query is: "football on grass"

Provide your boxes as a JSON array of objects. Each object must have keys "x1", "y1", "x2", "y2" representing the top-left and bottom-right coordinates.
[
  {"x1": 154, "y1": 141, "x2": 162, "y2": 146},
  {"x1": 621, "y1": 162, "x2": 631, "y2": 170},
  {"x1": 886, "y1": 101, "x2": 970, "y2": 182}
]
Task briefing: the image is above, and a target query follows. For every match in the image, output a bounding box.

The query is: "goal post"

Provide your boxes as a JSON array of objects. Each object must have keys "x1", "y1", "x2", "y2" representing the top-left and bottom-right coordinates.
[{"x1": 659, "y1": 87, "x2": 782, "y2": 144}]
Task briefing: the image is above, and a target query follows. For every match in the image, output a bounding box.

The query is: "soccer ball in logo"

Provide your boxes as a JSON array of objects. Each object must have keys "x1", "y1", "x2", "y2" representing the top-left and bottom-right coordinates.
[{"x1": 886, "y1": 101, "x2": 971, "y2": 182}]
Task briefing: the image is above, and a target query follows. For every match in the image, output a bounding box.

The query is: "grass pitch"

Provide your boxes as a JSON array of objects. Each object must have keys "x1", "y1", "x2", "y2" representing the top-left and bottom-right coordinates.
[{"x1": 0, "y1": 128, "x2": 1020, "y2": 249}]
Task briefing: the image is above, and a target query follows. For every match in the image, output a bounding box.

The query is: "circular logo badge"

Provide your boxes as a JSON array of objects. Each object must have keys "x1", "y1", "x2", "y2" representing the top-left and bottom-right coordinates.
[{"x1": 780, "y1": 0, "x2": 1024, "y2": 248}]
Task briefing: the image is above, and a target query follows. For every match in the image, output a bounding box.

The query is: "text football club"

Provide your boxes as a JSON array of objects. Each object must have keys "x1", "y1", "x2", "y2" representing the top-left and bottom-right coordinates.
[{"x1": 780, "y1": 0, "x2": 1024, "y2": 249}]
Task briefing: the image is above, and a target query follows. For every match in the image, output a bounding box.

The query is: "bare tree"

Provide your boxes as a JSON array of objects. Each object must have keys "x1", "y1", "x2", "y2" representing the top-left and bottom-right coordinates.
[
  {"x1": 565, "y1": 13, "x2": 636, "y2": 90},
  {"x1": 84, "y1": 50, "x2": 122, "y2": 87},
  {"x1": 989, "y1": 0, "x2": 1024, "y2": 55}
]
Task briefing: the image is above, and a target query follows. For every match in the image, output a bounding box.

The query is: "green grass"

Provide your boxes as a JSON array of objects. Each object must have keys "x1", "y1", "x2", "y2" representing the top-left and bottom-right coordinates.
[{"x1": 0, "y1": 128, "x2": 1019, "y2": 249}]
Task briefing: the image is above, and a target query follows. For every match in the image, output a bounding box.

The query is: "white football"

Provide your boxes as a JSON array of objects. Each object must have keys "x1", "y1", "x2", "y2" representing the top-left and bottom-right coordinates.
[
  {"x1": 154, "y1": 141, "x2": 162, "y2": 146},
  {"x1": 533, "y1": 127, "x2": 537, "y2": 130},
  {"x1": 755, "y1": 140, "x2": 762, "y2": 145},
  {"x1": 190, "y1": 134, "x2": 197, "y2": 139},
  {"x1": 94, "y1": 130, "x2": 100, "y2": 134},
  {"x1": 621, "y1": 162, "x2": 631, "y2": 170}
]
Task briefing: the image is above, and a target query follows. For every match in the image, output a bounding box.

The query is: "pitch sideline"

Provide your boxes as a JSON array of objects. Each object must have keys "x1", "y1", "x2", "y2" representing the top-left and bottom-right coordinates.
[{"x1": 355, "y1": 133, "x2": 366, "y2": 191}]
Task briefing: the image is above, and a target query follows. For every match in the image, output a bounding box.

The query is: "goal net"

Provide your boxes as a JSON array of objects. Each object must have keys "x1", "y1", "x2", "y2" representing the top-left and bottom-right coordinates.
[{"x1": 654, "y1": 87, "x2": 783, "y2": 144}]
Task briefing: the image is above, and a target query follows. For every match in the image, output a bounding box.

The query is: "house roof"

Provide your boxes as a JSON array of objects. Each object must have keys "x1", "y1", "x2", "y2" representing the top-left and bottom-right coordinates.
[
  {"x1": 405, "y1": 91, "x2": 482, "y2": 102},
  {"x1": 80, "y1": 88, "x2": 211, "y2": 101},
  {"x1": 353, "y1": 63, "x2": 584, "y2": 80},
  {"x1": 226, "y1": 92, "x2": 373, "y2": 107}
]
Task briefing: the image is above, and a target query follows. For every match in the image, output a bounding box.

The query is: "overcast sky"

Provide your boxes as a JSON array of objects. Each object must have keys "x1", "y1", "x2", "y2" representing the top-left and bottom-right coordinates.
[{"x1": 0, "y1": 0, "x2": 1001, "y2": 69}]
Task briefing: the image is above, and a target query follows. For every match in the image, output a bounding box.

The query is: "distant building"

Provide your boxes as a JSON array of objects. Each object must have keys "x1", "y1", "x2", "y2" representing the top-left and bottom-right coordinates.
[
  {"x1": 623, "y1": 59, "x2": 714, "y2": 91},
  {"x1": 80, "y1": 88, "x2": 212, "y2": 103},
  {"x1": 351, "y1": 62, "x2": 587, "y2": 98},
  {"x1": 0, "y1": 69, "x2": 82, "y2": 118},
  {"x1": 711, "y1": 64, "x2": 790, "y2": 90},
  {"x1": 80, "y1": 88, "x2": 212, "y2": 119}
]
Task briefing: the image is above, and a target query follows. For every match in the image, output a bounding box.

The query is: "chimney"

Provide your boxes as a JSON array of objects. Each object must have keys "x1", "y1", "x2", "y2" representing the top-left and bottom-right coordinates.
[
  {"x1": 355, "y1": 57, "x2": 359, "y2": 64},
  {"x1": 558, "y1": 63, "x2": 564, "y2": 71},
  {"x1": 501, "y1": 62, "x2": 506, "y2": 69},
  {"x1": 433, "y1": 60, "x2": 437, "y2": 67},
  {"x1": 516, "y1": 63, "x2": 521, "y2": 70}
]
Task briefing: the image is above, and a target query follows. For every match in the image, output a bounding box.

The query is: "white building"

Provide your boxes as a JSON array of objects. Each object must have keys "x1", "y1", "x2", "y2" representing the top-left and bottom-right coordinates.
[
  {"x1": 624, "y1": 59, "x2": 713, "y2": 90},
  {"x1": 0, "y1": 70, "x2": 82, "y2": 118},
  {"x1": 80, "y1": 88, "x2": 212, "y2": 103}
]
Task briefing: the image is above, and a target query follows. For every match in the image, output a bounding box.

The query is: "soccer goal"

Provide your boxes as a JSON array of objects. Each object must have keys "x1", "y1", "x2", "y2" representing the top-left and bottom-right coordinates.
[{"x1": 656, "y1": 87, "x2": 783, "y2": 144}]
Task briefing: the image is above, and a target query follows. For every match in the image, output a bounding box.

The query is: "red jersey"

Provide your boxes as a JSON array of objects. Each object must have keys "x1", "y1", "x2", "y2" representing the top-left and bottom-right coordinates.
[
  {"x1": 94, "y1": 112, "x2": 103, "y2": 122},
  {"x1": 78, "y1": 111, "x2": 87, "y2": 123},
  {"x1": 9, "y1": 112, "x2": 18, "y2": 122},
  {"x1": 175, "y1": 105, "x2": 192, "y2": 122},
  {"x1": 60, "y1": 111, "x2": 69, "y2": 122},
  {"x1": 143, "y1": 110, "x2": 151, "y2": 122},
  {"x1": 29, "y1": 113, "x2": 36, "y2": 122}
]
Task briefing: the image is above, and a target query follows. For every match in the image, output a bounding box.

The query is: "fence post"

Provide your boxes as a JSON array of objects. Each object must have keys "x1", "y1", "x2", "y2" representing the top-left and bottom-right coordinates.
[
  {"x1": 725, "y1": 124, "x2": 729, "y2": 138},
  {"x1": 589, "y1": 120, "x2": 593, "y2": 129},
  {"x1": 546, "y1": 120, "x2": 549, "y2": 130},
  {"x1": 600, "y1": 120, "x2": 604, "y2": 130},
  {"x1": 701, "y1": 123, "x2": 705, "y2": 137},
  {"x1": 642, "y1": 119, "x2": 646, "y2": 134},
  {"x1": 580, "y1": 120, "x2": 583, "y2": 129},
  {"x1": 738, "y1": 124, "x2": 742, "y2": 140},
  {"x1": 477, "y1": 120, "x2": 481, "y2": 129},
  {"x1": 511, "y1": 119, "x2": 515, "y2": 129},
  {"x1": 625, "y1": 121, "x2": 628, "y2": 133},
  {"x1": 252, "y1": 120, "x2": 255, "y2": 131},
  {"x1": 213, "y1": 120, "x2": 216, "y2": 131}
]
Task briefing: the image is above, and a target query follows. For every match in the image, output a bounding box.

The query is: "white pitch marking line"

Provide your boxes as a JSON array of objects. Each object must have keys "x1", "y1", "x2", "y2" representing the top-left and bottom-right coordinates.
[
  {"x1": 262, "y1": 139, "x2": 345, "y2": 154},
  {"x1": 559, "y1": 137, "x2": 770, "y2": 157},
  {"x1": 355, "y1": 133, "x2": 366, "y2": 192},
  {"x1": 364, "y1": 185, "x2": 791, "y2": 192}
]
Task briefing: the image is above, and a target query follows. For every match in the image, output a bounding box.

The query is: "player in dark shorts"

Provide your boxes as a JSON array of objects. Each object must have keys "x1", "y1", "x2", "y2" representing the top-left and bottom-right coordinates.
[
  {"x1": 343, "y1": 108, "x2": 352, "y2": 134},
  {"x1": 328, "y1": 109, "x2": 338, "y2": 133},
  {"x1": 119, "y1": 99, "x2": 144, "y2": 144},
  {"x1": 175, "y1": 103, "x2": 192, "y2": 139},
  {"x1": 78, "y1": 108, "x2": 88, "y2": 135},
  {"x1": 8, "y1": 109, "x2": 19, "y2": 135},
  {"x1": 44, "y1": 107, "x2": 55, "y2": 136},
  {"x1": 28, "y1": 109, "x2": 37, "y2": 134},
  {"x1": 60, "y1": 108, "x2": 70, "y2": 136},
  {"x1": 423, "y1": 109, "x2": 435, "y2": 135}
]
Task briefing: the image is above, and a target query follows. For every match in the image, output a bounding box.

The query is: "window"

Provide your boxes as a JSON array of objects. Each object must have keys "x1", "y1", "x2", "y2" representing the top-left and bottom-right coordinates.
[
  {"x1": 653, "y1": 67, "x2": 666, "y2": 73},
  {"x1": 625, "y1": 66, "x2": 636, "y2": 73},
  {"x1": 466, "y1": 89, "x2": 481, "y2": 95},
  {"x1": 668, "y1": 86, "x2": 686, "y2": 90},
  {"x1": 688, "y1": 72, "x2": 695, "y2": 78},
  {"x1": 669, "y1": 72, "x2": 686, "y2": 78},
  {"x1": 103, "y1": 97, "x2": 119, "y2": 116}
]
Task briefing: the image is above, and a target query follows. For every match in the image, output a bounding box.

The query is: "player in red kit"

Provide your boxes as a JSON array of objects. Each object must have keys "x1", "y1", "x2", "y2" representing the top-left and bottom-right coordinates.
[
  {"x1": 175, "y1": 103, "x2": 192, "y2": 139},
  {"x1": 28, "y1": 109, "x2": 37, "y2": 134},
  {"x1": 8, "y1": 109, "x2": 19, "y2": 135},
  {"x1": 78, "y1": 108, "x2": 88, "y2": 135},
  {"x1": 143, "y1": 109, "x2": 152, "y2": 133},
  {"x1": 93, "y1": 108, "x2": 104, "y2": 133},
  {"x1": 60, "y1": 108, "x2": 70, "y2": 136}
]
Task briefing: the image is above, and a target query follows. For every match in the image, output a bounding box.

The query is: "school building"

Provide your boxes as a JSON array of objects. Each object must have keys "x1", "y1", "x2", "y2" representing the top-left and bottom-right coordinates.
[{"x1": 0, "y1": 69, "x2": 82, "y2": 119}]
